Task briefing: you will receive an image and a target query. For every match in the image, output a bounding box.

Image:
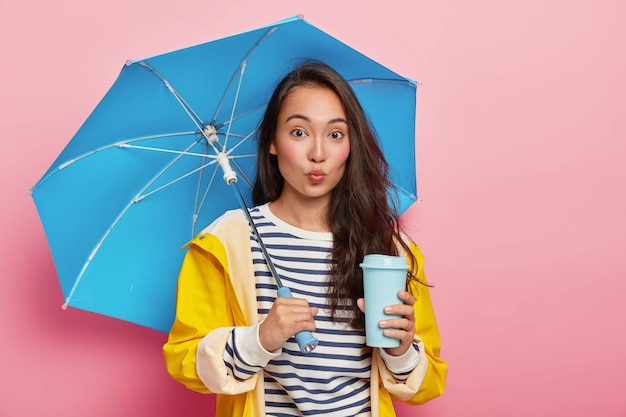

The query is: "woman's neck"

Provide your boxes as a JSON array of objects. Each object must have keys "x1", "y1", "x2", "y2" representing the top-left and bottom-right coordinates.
[{"x1": 268, "y1": 197, "x2": 331, "y2": 232}]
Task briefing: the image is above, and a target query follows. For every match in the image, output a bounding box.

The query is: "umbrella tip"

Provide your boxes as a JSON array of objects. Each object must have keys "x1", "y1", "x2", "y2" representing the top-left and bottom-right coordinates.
[
  {"x1": 61, "y1": 302, "x2": 68, "y2": 310},
  {"x1": 298, "y1": 13, "x2": 304, "y2": 20}
]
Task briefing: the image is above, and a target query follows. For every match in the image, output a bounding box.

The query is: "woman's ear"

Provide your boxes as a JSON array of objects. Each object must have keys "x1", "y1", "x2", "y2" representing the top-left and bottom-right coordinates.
[{"x1": 269, "y1": 141, "x2": 277, "y2": 155}]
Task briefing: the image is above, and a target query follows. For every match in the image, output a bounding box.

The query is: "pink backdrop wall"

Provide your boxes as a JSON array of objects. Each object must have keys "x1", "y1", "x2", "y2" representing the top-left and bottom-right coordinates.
[{"x1": 2, "y1": 0, "x2": 625, "y2": 416}]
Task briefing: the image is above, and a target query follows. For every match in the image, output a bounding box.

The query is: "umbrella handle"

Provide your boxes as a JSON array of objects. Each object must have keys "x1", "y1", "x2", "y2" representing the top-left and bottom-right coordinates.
[{"x1": 277, "y1": 286, "x2": 319, "y2": 353}]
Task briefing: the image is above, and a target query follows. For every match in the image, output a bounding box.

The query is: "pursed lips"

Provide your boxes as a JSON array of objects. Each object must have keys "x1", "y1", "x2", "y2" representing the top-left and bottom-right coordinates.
[{"x1": 307, "y1": 169, "x2": 325, "y2": 184}]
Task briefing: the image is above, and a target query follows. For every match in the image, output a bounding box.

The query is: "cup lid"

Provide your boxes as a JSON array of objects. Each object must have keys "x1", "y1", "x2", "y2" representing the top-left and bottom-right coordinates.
[{"x1": 359, "y1": 254, "x2": 409, "y2": 269}]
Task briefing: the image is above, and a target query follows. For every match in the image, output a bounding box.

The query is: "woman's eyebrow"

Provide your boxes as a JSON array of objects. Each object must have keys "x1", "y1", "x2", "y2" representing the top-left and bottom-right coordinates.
[
  {"x1": 285, "y1": 113, "x2": 310, "y2": 123},
  {"x1": 328, "y1": 117, "x2": 348, "y2": 125},
  {"x1": 285, "y1": 114, "x2": 348, "y2": 125}
]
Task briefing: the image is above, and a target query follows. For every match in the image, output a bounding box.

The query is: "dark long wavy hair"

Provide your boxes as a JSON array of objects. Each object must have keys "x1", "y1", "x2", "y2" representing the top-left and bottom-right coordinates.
[{"x1": 252, "y1": 62, "x2": 417, "y2": 328}]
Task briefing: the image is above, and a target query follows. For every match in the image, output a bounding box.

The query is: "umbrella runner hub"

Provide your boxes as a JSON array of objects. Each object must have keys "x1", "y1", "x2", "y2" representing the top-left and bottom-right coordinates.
[{"x1": 202, "y1": 124, "x2": 220, "y2": 145}]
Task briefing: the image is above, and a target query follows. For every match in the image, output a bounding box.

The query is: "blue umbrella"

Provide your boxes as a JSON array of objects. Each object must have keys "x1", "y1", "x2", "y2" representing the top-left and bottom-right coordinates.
[{"x1": 30, "y1": 15, "x2": 418, "y2": 334}]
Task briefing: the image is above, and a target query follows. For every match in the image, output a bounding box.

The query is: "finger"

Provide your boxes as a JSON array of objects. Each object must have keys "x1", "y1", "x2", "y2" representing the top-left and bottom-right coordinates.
[
  {"x1": 384, "y1": 304, "x2": 415, "y2": 319},
  {"x1": 379, "y1": 317, "x2": 413, "y2": 332},
  {"x1": 397, "y1": 290, "x2": 416, "y2": 305},
  {"x1": 268, "y1": 306, "x2": 317, "y2": 335},
  {"x1": 274, "y1": 297, "x2": 317, "y2": 315},
  {"x1": 274, "y1": 296, "x2": 311, "y2": 308},
  {"x1": 382, "y1": 328, "x2": 413, "y2": 342},
  {"x1": 273, "y1": 302, "x2": 312, "y2": 317}
]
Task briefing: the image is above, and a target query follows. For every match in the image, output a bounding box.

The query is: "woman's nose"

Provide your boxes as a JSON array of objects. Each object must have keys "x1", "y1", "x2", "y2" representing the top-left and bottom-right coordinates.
[{"x1": 309, "y1": 137, "x2": 326, "y2": 163}]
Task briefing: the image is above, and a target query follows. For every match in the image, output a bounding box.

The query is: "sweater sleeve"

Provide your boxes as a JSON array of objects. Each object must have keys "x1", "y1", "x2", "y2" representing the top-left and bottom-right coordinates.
[
  {"x1": 222, "y1": 323, "x2": 281, "y2": 382},
  {"x1": 378, "y1": 342, "x2": 421, "y2": 380}
]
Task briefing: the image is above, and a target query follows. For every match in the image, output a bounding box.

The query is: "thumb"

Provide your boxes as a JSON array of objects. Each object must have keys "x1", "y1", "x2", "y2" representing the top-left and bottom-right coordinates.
[{"x1": 356, "y1": 298, "x2": 365, "y2": 313}]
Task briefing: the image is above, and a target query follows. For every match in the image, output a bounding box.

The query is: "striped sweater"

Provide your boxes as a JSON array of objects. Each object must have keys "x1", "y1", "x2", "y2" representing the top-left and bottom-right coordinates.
[{"x1": 222, "y1": 204, "x2": 420, "y2": 416}]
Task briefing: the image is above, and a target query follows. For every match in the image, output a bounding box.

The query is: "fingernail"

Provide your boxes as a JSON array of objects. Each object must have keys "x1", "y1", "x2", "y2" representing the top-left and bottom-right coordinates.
[
  {"x1": 384, "y1": 306, "x2": 393, "y2": 313},
  {"x1": 379, "y1": 320, "x2": 388, "y2": 327}
]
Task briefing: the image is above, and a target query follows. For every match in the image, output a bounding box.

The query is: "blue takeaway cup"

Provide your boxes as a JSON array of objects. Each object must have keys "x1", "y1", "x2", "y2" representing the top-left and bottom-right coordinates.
[{"x1": 360, "y1": 254, "x2": 409, "y2": 348}]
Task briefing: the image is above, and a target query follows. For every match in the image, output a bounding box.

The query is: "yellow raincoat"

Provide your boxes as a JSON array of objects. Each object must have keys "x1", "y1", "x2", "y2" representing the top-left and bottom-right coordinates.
[{"x1": 163, "y1": 210, "x2": 447, "y2": 416}]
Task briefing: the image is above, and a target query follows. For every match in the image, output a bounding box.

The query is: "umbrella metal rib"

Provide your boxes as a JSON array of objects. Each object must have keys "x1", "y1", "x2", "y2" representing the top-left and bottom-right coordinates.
[{"x1": 211, "y1": 25, "x2": 278, "y2": 125}]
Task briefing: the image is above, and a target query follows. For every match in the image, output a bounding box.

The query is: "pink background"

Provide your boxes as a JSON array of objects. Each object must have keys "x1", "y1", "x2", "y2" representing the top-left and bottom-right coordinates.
[{"x1": 1, "y1": 0, "x2": 625, "y2": 416}]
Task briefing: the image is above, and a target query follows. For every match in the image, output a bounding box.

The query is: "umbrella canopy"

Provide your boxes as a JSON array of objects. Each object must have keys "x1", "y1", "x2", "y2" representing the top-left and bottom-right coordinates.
[{"x1": 30, "y1": 15, "x2": 418, "y2": 333}]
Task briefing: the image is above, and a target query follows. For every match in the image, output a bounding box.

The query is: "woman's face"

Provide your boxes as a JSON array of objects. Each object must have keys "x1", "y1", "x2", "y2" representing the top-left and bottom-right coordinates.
[{"x1": 270, "y1": 84, "x2": 351, "y2": 207}]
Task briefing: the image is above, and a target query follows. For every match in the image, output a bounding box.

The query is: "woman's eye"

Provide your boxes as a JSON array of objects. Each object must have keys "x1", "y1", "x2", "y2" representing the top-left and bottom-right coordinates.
[
  {"x1": 330, "y1": 131, "x2": 344, "y2": 140},
  {"x1": 291, "y1": 129, "x2": 306, "y2": 137}
]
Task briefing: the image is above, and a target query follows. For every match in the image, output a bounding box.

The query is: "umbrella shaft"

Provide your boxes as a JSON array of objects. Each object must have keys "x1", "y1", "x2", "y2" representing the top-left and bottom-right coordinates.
[
  {"x1": 229, "y1": 181, "x2": 319, "y2": 353},
  {"x1": 229, "y1": 181, "x2": 284, "y2": 289}
]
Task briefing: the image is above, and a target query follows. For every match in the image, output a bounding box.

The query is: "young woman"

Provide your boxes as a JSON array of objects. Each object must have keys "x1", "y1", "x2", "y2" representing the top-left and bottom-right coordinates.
[{"x1": 163, "y1": 62, "x2": 447, "y2": 416}]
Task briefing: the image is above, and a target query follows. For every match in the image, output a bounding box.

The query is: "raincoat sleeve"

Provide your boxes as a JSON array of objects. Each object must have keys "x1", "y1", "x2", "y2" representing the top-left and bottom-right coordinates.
[
  {"x1": 376, "y1": 242, "x2": 447, "y2": 405},
  {"x1": 162, "y1": 232, "x2": 258, "y2": 395}
]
